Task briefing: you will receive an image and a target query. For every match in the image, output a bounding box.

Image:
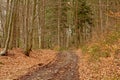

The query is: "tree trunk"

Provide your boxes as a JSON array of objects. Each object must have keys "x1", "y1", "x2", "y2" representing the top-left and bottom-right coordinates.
[
  {"x1": 24, "y1": 0, "x2": 30, "y2": 56},
  {"x1": 41, "y1": 0, "x2": 46, "y2": 49},
  {"x1": 0, "y1": 0, "x2": 14, "y2": 56}
]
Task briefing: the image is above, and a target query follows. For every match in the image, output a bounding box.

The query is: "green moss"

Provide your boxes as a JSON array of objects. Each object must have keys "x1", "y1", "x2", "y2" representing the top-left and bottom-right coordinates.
[
  {"x1": 82, "y1": 30, "x2": 120, "y2": 62},
  {"x1": 104, "y1": 31, "x2": 120, "y2": 45},
  {"x1": 87, "y1": 45, "x2": 101, "y2": 61},
  {"x1": 59, "y1": 47, "x2": 68, "y2": 51},
  {"x1": 81, "y1": 45, "x2": 88, "y2": 54},
  {"x1": 88, "y1": 45, "x2": 100, "y2": 53},
  {"x1": 100, "y1": 51, "x2": 111, "y2": 58},
  {"x1": 87, "y1": 45, "x2": 111, "y2": 62}
]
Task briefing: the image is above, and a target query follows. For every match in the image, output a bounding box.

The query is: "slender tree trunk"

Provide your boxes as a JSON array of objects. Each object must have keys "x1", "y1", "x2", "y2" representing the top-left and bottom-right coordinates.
[
  {"x1": 99, "y1": 0, "x2": 103, "y2": 35},
  {"x1": 41, "y1": 0, "x2": 46, "y2": 49},
  {"x1": 57, "y1": 0, "x2": 61, "y2": 48},
  {"x1": 28, "y1": 0, "x2": 37, "y2": 51},
  {"x1": 74, "y1": 0, "x2": 79, "y2": 48},
  {"x1": 24, "y1": 0, "x2": 30, "y2": 56},
  {"x1": 3, "y1": 0, "x2": 10, "y2": 46},
  {"x1": 0, "y1": 0, "x2": 14, "y2": 56},
  {"x1": 9, "y1": 0, "x2": 18, "y2": 49}
]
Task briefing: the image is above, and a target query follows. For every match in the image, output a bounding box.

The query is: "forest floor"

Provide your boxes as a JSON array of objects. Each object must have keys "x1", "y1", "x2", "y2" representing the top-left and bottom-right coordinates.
[
  {"x1": 76, "y1": 49, "x2": 120, "y2": 80},
  {"x1": 0, "y1": 48, "x2": 57, "y2": 80},
  {"x1": 18, "y1": 51, "x2": 79, "y2": 80},
  {"x1": 0, "y1": 49, "x2": 120, "y2": 80}
]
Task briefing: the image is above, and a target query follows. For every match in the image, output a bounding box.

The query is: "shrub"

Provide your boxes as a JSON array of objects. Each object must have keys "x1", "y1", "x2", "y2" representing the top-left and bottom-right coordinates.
[
  {"x1": 81, "y1": 45, "x2": 88, "y2": 54},
  {"x1": 87, "y1": 44, "x2": 110, "y2": 61},
  {"x1": 87, "y1": 45, "x2": 101, "y2": 61},
  {"x1": 105, "y1": 31, "x2": 120, "y2": 45}
]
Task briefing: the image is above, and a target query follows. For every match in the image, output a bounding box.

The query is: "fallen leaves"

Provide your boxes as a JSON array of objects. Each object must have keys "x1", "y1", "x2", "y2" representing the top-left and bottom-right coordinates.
[
  {"x1": 76, "y1": 49, "x2": 120, "y2": 80},
  {"x1": 0, "y1": 48, "x2": 57, "y2": 80}
]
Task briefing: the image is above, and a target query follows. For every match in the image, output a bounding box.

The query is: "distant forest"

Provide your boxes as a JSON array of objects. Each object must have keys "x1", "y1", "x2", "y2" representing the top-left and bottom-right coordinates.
[{"x1": 0, "y1": 0, "x2": 120, "y2": 56}]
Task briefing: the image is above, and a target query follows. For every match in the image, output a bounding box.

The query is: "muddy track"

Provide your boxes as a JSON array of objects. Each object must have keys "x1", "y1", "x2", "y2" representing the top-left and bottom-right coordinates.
[{"x1": 18, "y1": 51, "x2": 79, "y2": 80}]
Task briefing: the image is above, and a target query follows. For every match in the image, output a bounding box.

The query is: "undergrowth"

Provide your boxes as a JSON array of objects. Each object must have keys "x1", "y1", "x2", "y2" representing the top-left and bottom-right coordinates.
[{"x1": 82, "y1": 30, "x2": 120, "y2": 62}]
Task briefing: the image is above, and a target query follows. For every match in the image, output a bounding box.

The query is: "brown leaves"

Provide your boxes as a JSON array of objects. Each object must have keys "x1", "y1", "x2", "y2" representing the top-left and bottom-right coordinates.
[
  {"x1": 76, "y1": 50, "x2": 120, "y2": 80},
  {"x1": 0, "y1": 49, "x2": 57, "y2": 80}
]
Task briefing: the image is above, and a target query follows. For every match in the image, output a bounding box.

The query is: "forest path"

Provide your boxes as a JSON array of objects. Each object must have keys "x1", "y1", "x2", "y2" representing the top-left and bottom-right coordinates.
[{"x1": 18, "y1": 51, "x2": 79, "y2": 80}]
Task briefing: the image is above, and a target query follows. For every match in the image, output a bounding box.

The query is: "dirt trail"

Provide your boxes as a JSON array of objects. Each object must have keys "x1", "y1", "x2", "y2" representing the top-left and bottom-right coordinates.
[{"x1": 17, "y1": 51, "x2": 79, "y2": 80}]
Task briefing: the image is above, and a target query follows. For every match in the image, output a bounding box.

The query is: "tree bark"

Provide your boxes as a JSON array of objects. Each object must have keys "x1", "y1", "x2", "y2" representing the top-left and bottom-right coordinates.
[{"x1": 0, "y1": 0, "x2": 14, "y2": 56}]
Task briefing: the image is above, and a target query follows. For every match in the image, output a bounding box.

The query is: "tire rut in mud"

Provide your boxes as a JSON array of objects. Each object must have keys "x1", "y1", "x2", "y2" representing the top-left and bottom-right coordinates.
[{"x1": 18, "y1": 51, "x2": 79, "y2": 80}]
